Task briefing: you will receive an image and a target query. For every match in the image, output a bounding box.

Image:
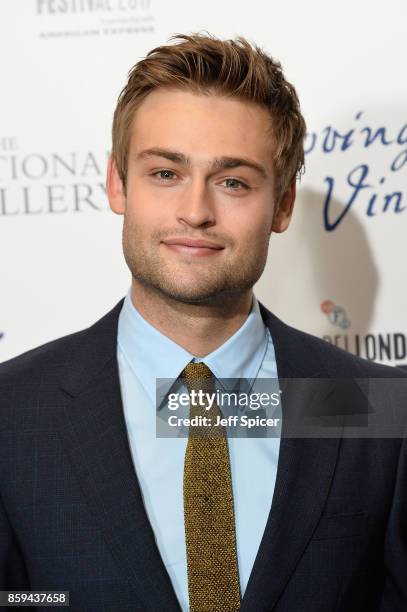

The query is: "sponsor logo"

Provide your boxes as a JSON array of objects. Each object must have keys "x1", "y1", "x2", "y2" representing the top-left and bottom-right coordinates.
[
  {"x1": 37, "y1": 0, "x2": 152, "y2": 14},
  {"x1": 321, "y1": 300, "x2": 350, "y2": 329},
  {"x1": 35, "y1": 0, "x2": 154, "y2": 39},
  {"x1": 323, "y1": 331, "x2": 406, "y2": 363},
  {"x1": 321, "y1": 299, "x2": 407, "y2": 364},
  {"x1": 0, "y1": 137, "x2": 109, "y2": 215}
]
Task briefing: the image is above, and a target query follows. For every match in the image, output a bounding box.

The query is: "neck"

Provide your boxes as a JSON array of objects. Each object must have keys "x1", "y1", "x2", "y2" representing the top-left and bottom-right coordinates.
[{"x1": 130, "y1": 279, "x2": 253, "y2": 357}]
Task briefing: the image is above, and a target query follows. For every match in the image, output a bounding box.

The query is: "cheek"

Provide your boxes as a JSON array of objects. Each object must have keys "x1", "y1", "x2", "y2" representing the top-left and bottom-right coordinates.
[
  {"x1": 228, "y1": 211, "x2": 273, "y2": 244},
  {"x1": 126, "y1": 177, "x2": 177, "y2": 220},
  {"x1": 219, "y1": 194, "x2": 274, "y2": 231},
  {"x1": 245, "y1": 224, "x2": 271, "y2": 248},
  {"x1": 125, "y1": 190, "x2": 162, "y2": 230}
]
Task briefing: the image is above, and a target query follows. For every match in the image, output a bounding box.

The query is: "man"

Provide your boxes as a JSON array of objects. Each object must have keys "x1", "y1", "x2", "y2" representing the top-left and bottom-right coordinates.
[{"x1": 0, "y1": 33, "x2": 406, "y2": 612}]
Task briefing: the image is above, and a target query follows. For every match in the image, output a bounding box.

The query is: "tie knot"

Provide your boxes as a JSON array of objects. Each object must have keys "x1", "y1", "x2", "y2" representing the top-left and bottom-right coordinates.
[{"x1": 180, "y1": 361, "x2": 214, "y2": 392}]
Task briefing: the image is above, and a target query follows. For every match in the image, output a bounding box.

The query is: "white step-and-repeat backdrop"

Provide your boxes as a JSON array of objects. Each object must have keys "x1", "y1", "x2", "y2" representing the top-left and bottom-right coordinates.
[{"x1": 1, "y1": 0, "x2": 406, "y2": 367}]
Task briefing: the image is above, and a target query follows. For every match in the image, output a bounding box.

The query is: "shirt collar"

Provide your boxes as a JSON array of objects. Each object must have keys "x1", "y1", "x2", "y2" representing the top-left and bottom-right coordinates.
[{"x1": 117, "y1": 288, "x2": 268, "y2": 403}]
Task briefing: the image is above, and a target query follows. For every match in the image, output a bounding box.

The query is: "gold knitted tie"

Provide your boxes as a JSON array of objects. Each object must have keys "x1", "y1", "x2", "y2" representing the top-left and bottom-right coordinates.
[{"x1": 181, "y1": 361, "x2": 241, "y2": 612}]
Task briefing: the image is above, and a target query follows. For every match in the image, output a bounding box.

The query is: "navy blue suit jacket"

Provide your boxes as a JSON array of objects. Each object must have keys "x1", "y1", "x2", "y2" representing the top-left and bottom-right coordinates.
[{"x1": 0, "y1": 298, "x2": 406, "y2": 611}]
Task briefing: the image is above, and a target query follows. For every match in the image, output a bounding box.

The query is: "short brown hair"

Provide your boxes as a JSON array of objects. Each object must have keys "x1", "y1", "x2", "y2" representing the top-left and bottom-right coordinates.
[{"x1": 112, "y1": 33, "x2": 306, "y2": 203}]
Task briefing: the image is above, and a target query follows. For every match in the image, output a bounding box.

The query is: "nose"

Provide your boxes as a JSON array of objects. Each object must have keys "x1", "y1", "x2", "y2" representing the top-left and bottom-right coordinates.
[{"x1": 176, "y1": 179, "x2": 216, "y2": 229}]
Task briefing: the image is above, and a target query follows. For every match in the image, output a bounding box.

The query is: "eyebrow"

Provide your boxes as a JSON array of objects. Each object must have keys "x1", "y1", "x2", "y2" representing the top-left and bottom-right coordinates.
[{"x1": 136, "y1": 147, "x2": 268, "y2": 179}]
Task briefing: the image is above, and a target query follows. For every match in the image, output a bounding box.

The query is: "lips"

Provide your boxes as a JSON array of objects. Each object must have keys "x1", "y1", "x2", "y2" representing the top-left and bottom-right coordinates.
[
  {"x1": 162, "y1": 237, "x2": 223, "y2": 249},
  {"x1": 161, "y1": 237, "x2": 224, "y2": 257}
]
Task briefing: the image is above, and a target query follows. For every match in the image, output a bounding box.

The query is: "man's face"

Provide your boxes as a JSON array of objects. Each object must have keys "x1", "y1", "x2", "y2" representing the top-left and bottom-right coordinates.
[{"x1": 108, "y1": 88, "x2": 294, "y2": 305}]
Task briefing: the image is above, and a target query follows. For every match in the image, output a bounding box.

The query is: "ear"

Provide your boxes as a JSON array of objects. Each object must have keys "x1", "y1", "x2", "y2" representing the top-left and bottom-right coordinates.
[
  {"x1": 271, "y1": 180, "x2": 296, "y2": 233},
  {"x1": 106, "y1": 155, "x2": 126, "y2": 215}
]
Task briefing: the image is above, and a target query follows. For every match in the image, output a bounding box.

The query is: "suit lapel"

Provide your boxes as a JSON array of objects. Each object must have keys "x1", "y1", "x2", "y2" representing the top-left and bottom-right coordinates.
[
  {"x1": 240, "y1": 437, "x2": 341, "y2": 611},
  {"x1": 53, "y1": 299, "x2": 181, "y2": 612},
  {"x1": 239, "y1": 305, "x2": 342, "y2": 612}
]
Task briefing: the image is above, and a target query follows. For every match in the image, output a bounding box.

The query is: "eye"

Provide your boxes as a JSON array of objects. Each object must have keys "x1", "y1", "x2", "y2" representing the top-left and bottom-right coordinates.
[
  {"x1": 153, "y1": 169, "x2": 177, "y2": 181},
  {"x1": 221, "y1": 177, "x2": 248, "y2": 190}
]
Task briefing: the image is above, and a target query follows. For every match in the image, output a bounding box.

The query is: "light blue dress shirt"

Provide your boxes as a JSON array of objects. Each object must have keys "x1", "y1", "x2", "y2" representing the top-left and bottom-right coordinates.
[{"x1": 117, "y1": 288, "x2": 281, "y2": 611}]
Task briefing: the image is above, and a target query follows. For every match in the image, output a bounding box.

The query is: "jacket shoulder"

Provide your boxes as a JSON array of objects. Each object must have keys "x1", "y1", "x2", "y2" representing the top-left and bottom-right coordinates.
[
  {"x1": 0, "y1": 327, "x2": 91, "y2": 384},
  {"x1": 0, "y1": 297, "x2": 124, "y2": 386}
]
